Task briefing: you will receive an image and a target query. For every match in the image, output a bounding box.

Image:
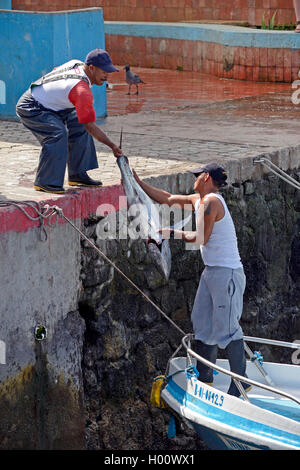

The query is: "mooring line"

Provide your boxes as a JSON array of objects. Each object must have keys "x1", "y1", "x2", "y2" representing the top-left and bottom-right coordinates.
[
  {"x1": 2, "y1": 159, "x2": 297, "y2": 339},
  {"x1": 53, "y1": 206, "x2": 186, "y2": 337},
  {"x1": 0, "y1": 198, "x2": 185, "y2": 336},
  {"x1": 253, "y1": 157, "x2": 300, "y2": 191}
]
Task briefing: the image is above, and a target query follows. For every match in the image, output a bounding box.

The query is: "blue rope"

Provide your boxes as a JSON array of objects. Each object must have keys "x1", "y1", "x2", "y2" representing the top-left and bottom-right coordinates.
[
  {"x1": 185, "y1": 365, "x2": 199, "y2": 379},
  {"x1": 251, "y1": 350, "x2": 264, "y2": 366},
  {"x1": 168, "y1": 415, "x2": 176, "y2": 438},
  {"x1": 166, "y1": 364, "x2": 199, "y2": 381},
  {"x1": 165, "y1": 365, "x2": 198, "y2": 439}
]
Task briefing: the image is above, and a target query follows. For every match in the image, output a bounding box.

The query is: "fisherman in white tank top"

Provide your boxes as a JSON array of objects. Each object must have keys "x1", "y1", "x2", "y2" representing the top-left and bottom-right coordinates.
[{"x1": 133, "y1": 162, "x2": 250, "y2": 397}]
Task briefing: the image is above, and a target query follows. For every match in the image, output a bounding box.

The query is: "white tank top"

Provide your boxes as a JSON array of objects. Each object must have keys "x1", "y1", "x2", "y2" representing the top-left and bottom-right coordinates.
[
  {"x1": 31, "y1": 60, "x2": 91, "y2": 111},
  {"x1": 195, "y1": 194, "x2": 242, "y2": 269}
]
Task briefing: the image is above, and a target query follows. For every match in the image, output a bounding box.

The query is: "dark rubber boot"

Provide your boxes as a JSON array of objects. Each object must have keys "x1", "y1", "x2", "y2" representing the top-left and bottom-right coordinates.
[
  {"x1": 194, "y1": 340, "x2": 218, "y2": 384},
  {"x1": 225, "y1": 339, "x2": 251, "y2": 397}
]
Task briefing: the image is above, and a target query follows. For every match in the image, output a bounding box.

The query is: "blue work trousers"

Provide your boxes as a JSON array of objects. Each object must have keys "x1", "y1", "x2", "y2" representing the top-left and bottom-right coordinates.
[{"x1": 16, "y1": 90, "x2": 98, "y2": 187}]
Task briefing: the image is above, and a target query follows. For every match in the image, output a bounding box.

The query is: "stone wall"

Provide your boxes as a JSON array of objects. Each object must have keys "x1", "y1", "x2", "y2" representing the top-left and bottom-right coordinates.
[
  {"x1": 79, "y1": 170, "x2": 300, "y2": 450},
  {"x1": 0, "y1": 163, "x2": 299, "y2": 450}
]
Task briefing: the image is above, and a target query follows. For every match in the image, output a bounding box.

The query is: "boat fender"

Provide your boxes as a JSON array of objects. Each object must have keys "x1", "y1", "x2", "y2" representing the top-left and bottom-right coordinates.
[
  {"x1": 150, "y1": 366, "x2": 199, "y2": 409},
  {"x1": 150, "y1": 375, "x2": 168, "y2": 409},
  {"x1": 168, "y1": 414, "x2": 176, "y2": 438}
]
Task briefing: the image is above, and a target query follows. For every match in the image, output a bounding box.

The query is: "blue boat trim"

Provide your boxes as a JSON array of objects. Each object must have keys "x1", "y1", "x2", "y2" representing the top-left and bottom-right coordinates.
[
  {"x1": 191, "y1": 421, "x2": 271, "y2": 450},
  {"x1": 250, "y1": 398, "x2": 300, "y2": 424},
  {"x1": 105, "y1": 21, "x2": 300, "y2": 50},
  {"x1": 165, "y1": 379, "x2": 300, "y2": 448}
]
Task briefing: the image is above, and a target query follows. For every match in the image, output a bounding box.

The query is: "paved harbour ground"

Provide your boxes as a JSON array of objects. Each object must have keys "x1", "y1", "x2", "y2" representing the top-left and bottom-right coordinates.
[{"x1": 0, "y1": 67, "x2": 298, "y2": 202}]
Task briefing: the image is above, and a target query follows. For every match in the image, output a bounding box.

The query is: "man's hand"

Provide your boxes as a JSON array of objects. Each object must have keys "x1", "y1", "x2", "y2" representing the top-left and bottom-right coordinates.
[
  {"x1": 111, "y1": 144, "x2": 123, "y2": 158},
  {"x1": 84, "y1": 122, "x2": 123, "y2": 158},
  {"x1": 157, "y1": 226, "x2": 202, "y2": 244}
]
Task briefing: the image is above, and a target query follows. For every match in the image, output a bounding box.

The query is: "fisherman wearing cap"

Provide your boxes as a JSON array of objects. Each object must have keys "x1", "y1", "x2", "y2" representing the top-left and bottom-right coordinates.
[
  {"x1": 16, "y1": 49, "x2": 123, "y2": 193},
  {"x1": 133, "y1": 162, "x2": 250, "y2": 397}
]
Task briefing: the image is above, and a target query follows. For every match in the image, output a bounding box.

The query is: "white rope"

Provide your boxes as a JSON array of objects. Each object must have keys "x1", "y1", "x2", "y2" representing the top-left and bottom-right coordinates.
[
  {"x1": 253, "y1": 157, "x2": 300, "y2": 190},
  {"x1": 0, "y1": 200, "x2": 59, "y2": 241},
  {"x1": 53, "y1": 206, "x2": 187, "y2": 337},
  {"x1": 0, "y1": 198, "x2": 186, "y2": 336},
  {"x1": 3, "y1": 199, "x2": 298, "y2": 403}
]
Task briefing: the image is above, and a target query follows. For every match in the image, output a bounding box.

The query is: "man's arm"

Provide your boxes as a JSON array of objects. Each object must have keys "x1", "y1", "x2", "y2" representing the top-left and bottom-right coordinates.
[
  {"x1": 159, "y1": 227, "x2": 202, "y2": 244},
  {"x1": 159, "y1": 196, "x2": 220, "y2": 245},
  {"x1": 84, "y1": 122, "x2": 122, "y2": 158},
  {"x1": 133, "y1": 169, "x2": 196, "y2": 209},
  {"x1": 68, "y1": 81, "x2": 123, "y2": 158},
  {"x1": 201, "y1": 196, "x2": 222, "y2": 245}
]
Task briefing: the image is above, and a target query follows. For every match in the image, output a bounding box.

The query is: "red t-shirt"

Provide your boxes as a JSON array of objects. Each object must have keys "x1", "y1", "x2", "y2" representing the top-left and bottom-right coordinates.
[{"x1": 68, "y1": 81, "x2": 96, "y2": 124}]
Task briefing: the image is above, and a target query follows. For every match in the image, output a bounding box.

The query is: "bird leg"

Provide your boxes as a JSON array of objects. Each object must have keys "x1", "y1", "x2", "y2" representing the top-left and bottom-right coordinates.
[
  {"x1": 134, "y1": 85, "x2": 139, "y2": 95},
  {"x1": 127, "y1": 84, "x2": 131, "y2": 95}
]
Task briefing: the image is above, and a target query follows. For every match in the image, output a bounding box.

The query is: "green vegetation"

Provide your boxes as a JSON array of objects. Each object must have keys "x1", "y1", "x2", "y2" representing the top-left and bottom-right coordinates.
[
  {"x1": 273, "y1": 22, "x2": 295, "y2": 31},
  {"x1": 261, "y1": 10, "x2": 277, "y2": 30},
  {"x1": 260, "y1": 10, "x2": 295, "y2": 30}
]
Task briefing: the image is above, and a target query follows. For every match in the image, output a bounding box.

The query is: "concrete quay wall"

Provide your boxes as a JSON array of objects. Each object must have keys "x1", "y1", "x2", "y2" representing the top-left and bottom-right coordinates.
[
  {"x1": 0, "y1": 150, "x2": 299, "y2": 449},
  {"x1": 0, "y1": 185, "x2": 124, "y2": 449}
]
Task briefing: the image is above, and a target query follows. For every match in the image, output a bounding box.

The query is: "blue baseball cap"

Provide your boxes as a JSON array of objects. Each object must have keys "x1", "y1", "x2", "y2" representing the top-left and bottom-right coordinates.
[
  {"x1": 191, "y1": 162, "x2": 228, "y2": 186},
  {"x1": 85, "y1": 49, "x2": 119, "y2": 73}
]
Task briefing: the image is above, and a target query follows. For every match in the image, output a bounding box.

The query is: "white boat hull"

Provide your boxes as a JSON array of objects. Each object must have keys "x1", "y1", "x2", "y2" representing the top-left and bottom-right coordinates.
[{"x1": 161, "y1": 357, "x2": 300, "y2": 450}]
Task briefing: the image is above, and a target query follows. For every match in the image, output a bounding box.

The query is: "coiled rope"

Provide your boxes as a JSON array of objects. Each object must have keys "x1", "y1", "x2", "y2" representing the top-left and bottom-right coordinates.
[{"x1": 0, "y1": 200, "x2": 59, "y2": 241}]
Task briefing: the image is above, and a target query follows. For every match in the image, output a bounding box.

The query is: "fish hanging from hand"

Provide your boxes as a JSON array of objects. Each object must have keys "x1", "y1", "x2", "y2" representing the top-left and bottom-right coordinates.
[{"x1": 117, "y1": 153, "x2": 191, "y2": 280}]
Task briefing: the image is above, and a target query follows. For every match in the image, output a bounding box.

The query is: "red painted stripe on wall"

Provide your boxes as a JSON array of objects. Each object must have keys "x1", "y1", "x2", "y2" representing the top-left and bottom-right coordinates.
[{"x1": 0, "y1": 184, "x2": 126, "y2": 234}]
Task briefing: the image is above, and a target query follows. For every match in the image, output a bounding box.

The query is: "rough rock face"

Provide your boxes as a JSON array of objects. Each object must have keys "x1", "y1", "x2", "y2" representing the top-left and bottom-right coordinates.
[{"x1": 79, "y1": 172, "x2": 300, "y2": 450}]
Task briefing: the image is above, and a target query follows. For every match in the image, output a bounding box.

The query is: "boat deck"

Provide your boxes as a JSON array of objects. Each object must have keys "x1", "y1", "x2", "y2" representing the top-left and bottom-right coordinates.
[{"x1": 213, "y1": 359, "x2": 300, "y2": 397}]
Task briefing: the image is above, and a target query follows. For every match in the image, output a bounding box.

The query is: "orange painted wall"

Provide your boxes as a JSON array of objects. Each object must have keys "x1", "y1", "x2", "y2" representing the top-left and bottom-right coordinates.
[{"x1": 11, "y1": 1, "x2": 296, "y2": 26}]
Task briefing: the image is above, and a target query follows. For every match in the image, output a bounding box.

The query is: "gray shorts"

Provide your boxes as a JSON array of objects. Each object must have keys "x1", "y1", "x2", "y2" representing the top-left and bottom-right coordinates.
[{"x1": 191, "y1": 266, "x2": 246, "y2": 349}]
